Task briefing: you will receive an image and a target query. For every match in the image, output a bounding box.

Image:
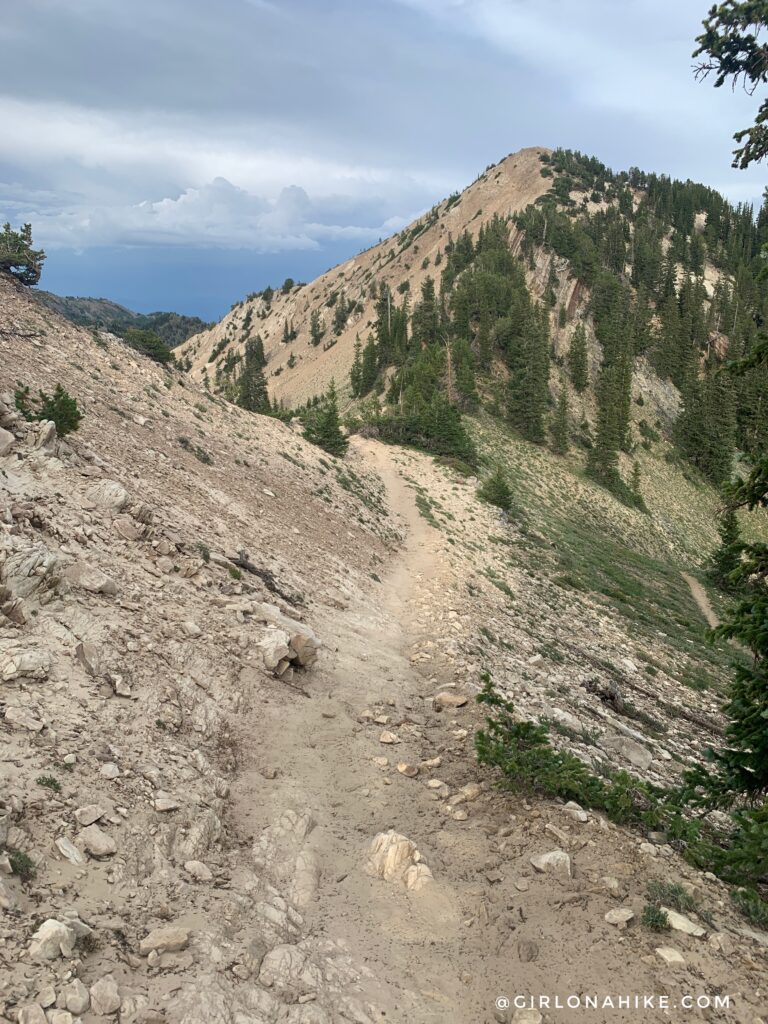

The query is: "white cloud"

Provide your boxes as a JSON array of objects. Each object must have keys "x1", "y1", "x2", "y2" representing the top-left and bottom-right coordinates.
[{"x1": 16, "y1": 176, "x2": 415, "y2": 251}]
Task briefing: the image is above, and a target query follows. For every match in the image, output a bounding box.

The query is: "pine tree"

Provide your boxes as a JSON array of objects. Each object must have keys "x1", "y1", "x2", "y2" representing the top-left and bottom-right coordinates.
[
  {"x1": 568, "y1": 323, "x2": 588, "y2": 392},
  {"x1": 478, "y1": 466, "x2": 514, "y2": 512},
  {"x1": 310, "y1": 309, "x2": 324, "y2": 347},
  {"x1": 360, "y1": 337, "x2": 378, "y2": 395},
  {"x1": 551, "y1": 386, "x2": 569, "y2": 454},
  {"x1": 509, "y1": 305, "x2": 550, "y2": 444},
  {"x1": 587, "y1": 363, "x2": 622, "y2": 486},
  {"x1": 411, "y1": 277, "x2": 439, "y2": 349},
  {"x1": 237, "y1": 338, "x2": 270, "y2": 413},
  {"x1": 303, "y1": 380, "x2": 348, "y2": 457},
  {"x1": 0, "y1": 222, "x2": 46, "y2": 285},
  {"x1": 452, "y1": 338, "x2": 478, "y2": 409},
  {"x1": 676, "y1": 365, "x2": 735, "y2": 485},
  {"x1": 350, "y1": 337, "x2": 363, "y2": 397},
  {"x1": 707, "y1": 503, "x2": 742, "y2": 592}
]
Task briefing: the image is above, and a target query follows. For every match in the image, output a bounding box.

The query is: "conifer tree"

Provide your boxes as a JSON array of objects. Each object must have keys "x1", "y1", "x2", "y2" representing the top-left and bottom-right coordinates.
[
  {"x1": 310, "y1": 309, "x2": 324, "y2": 347},
  {"x1": 587, "y1": 362, "x2": 622, "y2": 487},
  {"x1": 707, "y1": 503, "x2": 742, "y2": 592},
  {"x1": 237, "y1": 338, "x2": 270, "y2": 413},
  {"x1": 568, "y1": 323, "x2": 589, "y2": 392},
  {"x1": 303, "y1": 380, "x2": 348, "y2": 457},
  {"x1": 551, "y1": 386, "x2": 569, "y2": 454},
  {"x1": 411, "y1": 277, "x2": 439, "y2": 349},
  {"x1": 350, "y1": 337, "x2": 363, "y2": 397},
  {"x1": 0, "y1": 222, "x2": 46, "y2": 285},
  {"x1": 360, "y1": 337, "x2": 378, "y2": 395},
  {"x1": 509, "y1": 305, "x2": 550, "y2": 444},
  {"x1": 478, "y1": 465, "x2": 514, "y2": 512}
]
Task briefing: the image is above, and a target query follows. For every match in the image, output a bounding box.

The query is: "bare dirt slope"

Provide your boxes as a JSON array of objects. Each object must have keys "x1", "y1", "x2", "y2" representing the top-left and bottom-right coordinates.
[
  {"x1": 2, "y1": 278, "x2": 767, "y2": 1024},
  {"x1": 178, "y1": 147, "x2": 552, "y2": 408}
]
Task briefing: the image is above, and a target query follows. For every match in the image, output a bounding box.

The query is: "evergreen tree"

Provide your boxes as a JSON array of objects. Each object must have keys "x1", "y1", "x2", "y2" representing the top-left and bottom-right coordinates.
[
  {"x1": 676, "y1": 365, "x2": 735, "y2": 484},
  {"x1": 452, "y1": 337, "x2": 478, "y2": 409},
  {"x1": 509, "y1": 305, "x2": 550, "y2": 444},
  {"x1": 568, "y1": 323, "x2": 589, "y2": 392},
  {"x1": 551, "y1": 386, "x2": 569, "y2": 455},
  {"x1": 310, "y1": 309, "x2": 324, "y2": 347},
  {"x1": 0, "y1": 222, "x2": 45, "y2": 285},
  {"x1": 478, "y1": 466, "x2": 514, "y2": 512},
  {"x1": 360, "y1": 337, "x2": 378, "y2": 395},
  {"x1": 333, "y1": 291, "x2": 349, "y2": 335},
  {"x1": 303, "y1": 380, "x2": 348, "y2": 457},
  {"x1": 411, "y1": 277, "x2": 439, "y2": 348},
  {"x1": 237, "y1": 338, "x2": 270, "y2": 413},
  {"x1": 350, "y1": 337, "x2": 363, "y2": 397},
  {"x1": 707, "y1": 503, "x2": 742, "y2": 592},
  {"x1": 587, "y1": 362, "x2": 622, "y2": 487}
]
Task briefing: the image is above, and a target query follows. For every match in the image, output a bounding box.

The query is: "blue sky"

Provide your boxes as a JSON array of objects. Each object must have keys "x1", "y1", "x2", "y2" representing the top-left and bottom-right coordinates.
[{"x1": 1, "y1": 0, "x2": 764, "y2": 320}]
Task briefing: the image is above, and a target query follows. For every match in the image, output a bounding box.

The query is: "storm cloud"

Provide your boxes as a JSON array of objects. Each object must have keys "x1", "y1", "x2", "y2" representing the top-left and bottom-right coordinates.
[{"x1": 1, "y1": 0, "x2": 763, "y2": 316}]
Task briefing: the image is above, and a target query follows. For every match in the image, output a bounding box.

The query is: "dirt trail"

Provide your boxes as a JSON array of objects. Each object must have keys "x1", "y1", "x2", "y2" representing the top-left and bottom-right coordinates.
[
  {"x1": 230, "y1": 438, "x2": 479, "y2": 1020},
  {"x1": 682, "y1": 572, "x2": 720, "y2": 629},
  {"x1": 228, "y1": 442, "x2": 758, "y2": 1024}
]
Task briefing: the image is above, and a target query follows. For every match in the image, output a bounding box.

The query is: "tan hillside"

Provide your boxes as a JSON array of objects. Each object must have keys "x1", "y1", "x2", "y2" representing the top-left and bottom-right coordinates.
[
  {"x1": 179, "y1": 146, "x2": 552, "y2": 408},
  {"x1": 3, "y1": 273, "x2": 768, "y2": 1022}
]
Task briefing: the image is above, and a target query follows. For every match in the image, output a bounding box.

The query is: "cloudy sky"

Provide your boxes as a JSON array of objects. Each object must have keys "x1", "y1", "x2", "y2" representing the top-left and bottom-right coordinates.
[{"x1": 2, "y1": 0, "x2": 764, "y2": 319}]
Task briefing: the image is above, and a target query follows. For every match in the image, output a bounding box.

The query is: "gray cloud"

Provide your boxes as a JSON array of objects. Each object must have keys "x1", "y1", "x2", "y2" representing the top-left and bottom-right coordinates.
[
  {"x1": 0, "y1": 0, "x2": 764, "y2": 307},
  {"x1": 21, "y1": 176, "x2": 413, "y2": 251}
]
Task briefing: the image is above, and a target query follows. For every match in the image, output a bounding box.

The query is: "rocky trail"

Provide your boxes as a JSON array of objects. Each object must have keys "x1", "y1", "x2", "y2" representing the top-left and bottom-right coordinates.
[
  {"x1": 224, "y1": 441, "x2": 767, "y2": 1024},
  {"x1": 2, "y1": 278, "x2": 768, "y2": 1024}
]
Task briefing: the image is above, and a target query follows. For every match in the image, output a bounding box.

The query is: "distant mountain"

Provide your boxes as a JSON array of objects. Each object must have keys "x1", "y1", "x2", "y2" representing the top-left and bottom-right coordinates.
[{"x1": 34, "y1": 291, "x2": 211, "y2": 347}]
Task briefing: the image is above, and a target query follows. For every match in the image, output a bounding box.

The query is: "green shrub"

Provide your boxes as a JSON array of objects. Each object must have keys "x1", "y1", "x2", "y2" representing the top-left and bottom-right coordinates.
[
  {"x1": 36, "y1": 775, "x2": 61, "y2": 792},
  {"x1": 8, "y1": 849, "x2": 35, "y2": 881},
  {"x1": 641, "y1": 903, "x2": 669, "y2": 930},
  {"x1": 646, "y1": 880, "x2": 696, "y2": 913},
  {"x1": 477, "y1": 466, "x2": 515, "y2": 512},
  {"x1": 731, "y1": 887, "x2": 768, "y2": 928},
  {"x1": 16, "y1": 383, "x2": 82, "y2": 437}
]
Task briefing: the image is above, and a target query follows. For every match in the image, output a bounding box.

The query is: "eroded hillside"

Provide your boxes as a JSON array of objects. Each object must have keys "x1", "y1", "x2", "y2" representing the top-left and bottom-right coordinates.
[
  {"x1": 178, "y1": 146, "x2": 552, "y2": 407},
  {"x1": 3, "y1": 273, "x2": 768, "y2": 1023}
]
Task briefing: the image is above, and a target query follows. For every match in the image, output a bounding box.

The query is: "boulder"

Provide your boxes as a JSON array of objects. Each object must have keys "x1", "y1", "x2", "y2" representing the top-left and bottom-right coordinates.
[
  {"x1": 75, "y1": 803, "x2": 107, "y2": 826},
  {"x1": 139, "y1": 924, "x2": 190, "y2": 956},
  {"x1": 78, "y1": 824, "x2": 117, "y2": 857},
  {"x1": 55, "y1": 837, "x2": 86, "y2": 865},
  {"x1": 35, "y1": 421, "x2": 57, "y2": 449},
  {"x1": 433, "y1": 690, "x2": 468, "y2": 710},
  {"x1": 17, "y1": 1006, "x2": 47, "y2": 1024},
  {"x1": 184, "y1": 860, "x2": 213, "y2": 882},
  {"x1": 62, "y1": 979, "x2": 90, "y2": 1014},
  {"x1": 0, "y1": 426, "x2": 15, "y2": 456},
  {"x1": 90, "y1": 974, "x2": 121, "y2": 1015},
  {"x1": 655, "y1": 946, "x2": 685, "y2": 966},
  {"x1": 662, "y1": 907, "x2": 706, "y2": 937},
  {"x1": 75, "y1": 641, "x2": 102, "y2": 677},
  {"x1": 85, "y1": 479, "x2": 130, "y2": 511},
  {"x1": 2, "y1": 648, "x2": 52, "y2": 682},
  {"x1": 599, "y1": 733, "x2": 652, "y2": 770},
  {"x1": 259, "y1": 630, "x2": 291, "y2": 672},
  {"x1": 530, "y1": 850, "x2": 571, "y2": 878},
  {"x1": 5, "y1": 706, "x2": 44, "y2": 732},
  {"x1": 605, "y1": 907, "x2": 634, "y2": 927},
  {"x1": 367, "y1": 830, "x2": 433, "y2": 891},
  {"x1": 63, "y1": 562, "x2": 118, "y2": 596},
  {"x1": 28, "y1": 919, "x2": 77, "y2": 961}
]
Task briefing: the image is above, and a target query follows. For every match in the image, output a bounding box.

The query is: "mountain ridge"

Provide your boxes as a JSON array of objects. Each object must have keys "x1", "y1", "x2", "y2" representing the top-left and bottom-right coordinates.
[
  {"x1": 179, "y1": 146, "x2": 553, "y2": 406},
  {"x1": 34, "y1": 290, "x2": 211, "y2": 348}
]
